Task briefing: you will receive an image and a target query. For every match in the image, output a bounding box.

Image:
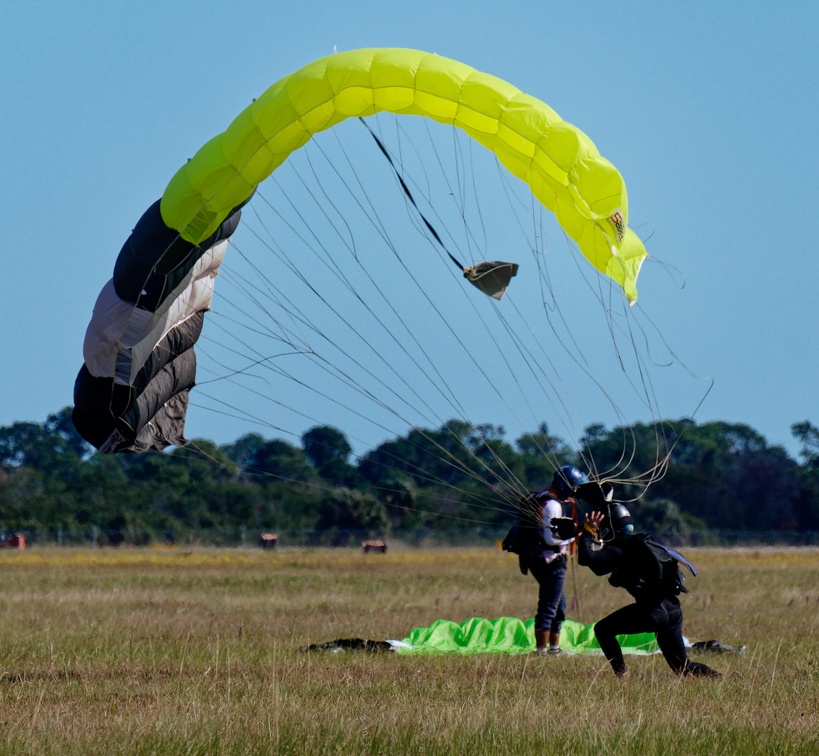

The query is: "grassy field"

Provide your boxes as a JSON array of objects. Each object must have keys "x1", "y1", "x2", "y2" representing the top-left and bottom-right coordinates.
[{"x1": 0, "y1": 545, "x2": 817, "y2": 754}]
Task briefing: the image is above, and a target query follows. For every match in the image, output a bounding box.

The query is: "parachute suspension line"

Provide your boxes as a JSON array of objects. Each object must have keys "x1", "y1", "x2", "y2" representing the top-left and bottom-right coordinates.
[
  {"x1": 549, "y1": 211, "x2": 701, "y2": 490},
  {"x1": 176, "y1": 438, "x2": 503, "y2": 528},
  {"x1": 403, "y1": 116, "x2": 490, "y2": 266},
  {"x1": 460, "y1": 162, "x2": 586, "y2": 476},
  {"x1": 314, "y1": 125, "x2": 572, "y2": 508},
  {"x1": 226, "y1": 187, "x2": 475, "y2": 430},
  {"x1": 510, "y1": 209, "x2": 642, "y2": 482},
  {"x1": 376, "y1": 116, "x2": 523, "y2": 304},
  {"x1": 390, "y1": 140, "x2": 576, "y2": 500},
  {"x1": 485, "y1": 200, "x2": 639, "y2": 486},
  {"x1": 358, "y1": 119, "x2": 566, "y2": 486},
  {"x1": 355, "y1": 117, "x2": 619, "y2": 501},
  {"x1": 193, "y1": 372, "x2": 523, "y2": 521},
  {"x1": 483, "y1": 205, "x2": 581, "y2": 434},
  {"x1": 285, "y1": 134, "x2": 482, "y2": 417},
  {"x1": 192, "y1": 343, "x2": 518, "y2": 514},
  {"x1": 453, "y1": 124, "x2": 492, "y2": 264},
  {"x1": 536, "y1": 279, "x2": 639, "y2": 483},
  {"x1": 616, "y1": 310, "x2": 675, "y2": 491},
  {"x1": 189, "y1": 112, "x2": 646, "y2": 518},
  {"x1": 203, "y1": 230, "x2": 497, "y2": 510},
  {"x1": 436, "y1": 148, "x2": 608, "y2": 500},
  {"x1": 564, "y1": 254, "x2": 677, "y2": 491},
  {"x1": 432, "y1": 182, "x2": 577, "y2": 475},
  {"x1": 358, "y1": 117, "x2": 466, "y2": 274},
  {"x1": 381, "y1": 115, "x2": 493, "y2": 272},
  {"x1": 209, "y1": 244, "x2": 459, "y2": 436},
  {"x1": 320, "y1": 123, "x2": 557, "y2": 450},
  {"x1": 242, "y1": 198, "x2": 474, "y2": 434},
  {"x1": 193, "y1": 358, "x2": 424, "y2": 465},
  {"x1": 274, "y1": 127, "x2": 479, "y2": 423},
  {"x1": 523, "y1": 227, "x2": 683, "y2": 495},
  {"x1": 355, "y1": 124, "x2": 561, "y2": 502},
  {"x1": 576, "y1": 240, "x2": 715, "y2": 493},
  {"x1": 189, "y1": 317, "x2": 409, "y2": 451},
  {"x1": 199, "y1": 204, "x2": 524, "y2": 509},
  {"x1": 447, "y1": 166, "x2": 601, "y2": 473}
]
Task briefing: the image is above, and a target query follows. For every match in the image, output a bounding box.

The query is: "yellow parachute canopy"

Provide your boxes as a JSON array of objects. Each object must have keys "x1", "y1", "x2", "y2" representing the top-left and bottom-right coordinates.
[{"x1": 160, "y1": 48, "x2": 647, "y2": 302}]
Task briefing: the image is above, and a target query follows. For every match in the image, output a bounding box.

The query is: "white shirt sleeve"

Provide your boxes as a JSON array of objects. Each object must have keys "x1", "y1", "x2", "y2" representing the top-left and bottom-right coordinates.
[{"x1": 541, "y1": 498, "x2": 575, "y2": 550}]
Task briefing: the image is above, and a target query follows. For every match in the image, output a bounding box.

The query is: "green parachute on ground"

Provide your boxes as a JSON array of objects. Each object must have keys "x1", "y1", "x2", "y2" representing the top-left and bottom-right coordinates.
[
  {"x1": 398, "y1": 616, "x2": 658, "y2": 655},
  {"x1": 299, "y1": 616, "x2": 660, "y2": 655}
]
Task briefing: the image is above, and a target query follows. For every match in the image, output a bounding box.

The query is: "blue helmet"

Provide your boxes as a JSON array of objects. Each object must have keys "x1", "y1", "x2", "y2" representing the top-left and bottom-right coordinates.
[{"x1": 552, "y1": 466, "x2": 589, "y2": 499}]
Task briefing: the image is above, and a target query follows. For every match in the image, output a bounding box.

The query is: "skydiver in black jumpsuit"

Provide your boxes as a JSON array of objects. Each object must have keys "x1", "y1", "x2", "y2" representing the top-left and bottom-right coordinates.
[{"x1": 577, "y1": 506, "x2": 721, "y2": 679}]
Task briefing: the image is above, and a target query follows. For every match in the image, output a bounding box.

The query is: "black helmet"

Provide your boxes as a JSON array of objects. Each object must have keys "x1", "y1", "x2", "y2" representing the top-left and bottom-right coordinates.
[
  {"x1": 605, "y1": 502, "x2": 634, "y2": 538},
  {"x1": 552, "y1": 466, "x2": 589, "y2": 499}
]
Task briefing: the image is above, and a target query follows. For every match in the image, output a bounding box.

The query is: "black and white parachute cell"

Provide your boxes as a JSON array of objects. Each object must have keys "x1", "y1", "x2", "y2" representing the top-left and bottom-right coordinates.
[{"x1": 72, "y1": 201, "x2": 244, "y2": 452}]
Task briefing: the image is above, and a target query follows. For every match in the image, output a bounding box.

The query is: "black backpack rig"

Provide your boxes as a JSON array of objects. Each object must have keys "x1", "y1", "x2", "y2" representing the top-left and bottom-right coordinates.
[
  {"x1": 609, "y1": 533, "x2": 696, "y2": 597},
  {"x1": 502, "y1": 493, "x2": 550, "y2": 574}
]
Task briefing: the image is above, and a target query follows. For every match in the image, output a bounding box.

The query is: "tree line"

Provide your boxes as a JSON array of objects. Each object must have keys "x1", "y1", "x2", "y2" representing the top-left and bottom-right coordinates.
[{"x1": 1, "y1": 407, "x2": 817, "y2": 546}]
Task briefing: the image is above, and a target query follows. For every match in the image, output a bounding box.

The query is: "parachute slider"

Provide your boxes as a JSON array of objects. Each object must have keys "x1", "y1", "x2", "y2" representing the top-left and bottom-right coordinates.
[
  {"x1": 463, "y1": 261, "x2": 519, "y2": 300},
  {"x1": 575, "y1": 480, "x2": 615, "y2": 508}
]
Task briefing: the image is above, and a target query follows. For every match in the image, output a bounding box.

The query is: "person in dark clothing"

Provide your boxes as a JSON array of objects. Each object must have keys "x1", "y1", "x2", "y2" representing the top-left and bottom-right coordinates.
[{"x1": 577, "y1": 505, "x2": 721, "y2": 679}]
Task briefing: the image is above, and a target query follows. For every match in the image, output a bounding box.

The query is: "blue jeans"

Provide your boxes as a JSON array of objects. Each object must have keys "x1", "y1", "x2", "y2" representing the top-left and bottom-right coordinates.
[{"x1": 529, "y1": 554, "x2": 567, "y2": 633}]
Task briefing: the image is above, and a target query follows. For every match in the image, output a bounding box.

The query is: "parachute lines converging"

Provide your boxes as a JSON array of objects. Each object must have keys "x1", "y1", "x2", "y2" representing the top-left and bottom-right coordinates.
[{"x1": 70, "y1": 48, "x2": 713, "y2": 521}]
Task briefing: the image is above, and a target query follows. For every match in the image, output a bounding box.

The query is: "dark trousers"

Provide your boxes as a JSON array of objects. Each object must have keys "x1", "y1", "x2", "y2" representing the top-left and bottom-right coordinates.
[
  {"x1": 529, "y1": 555, "x2": 567, "y2": 633},
  {"x1": 594, "y1": 598, "x2": 720, "y2": 677}
]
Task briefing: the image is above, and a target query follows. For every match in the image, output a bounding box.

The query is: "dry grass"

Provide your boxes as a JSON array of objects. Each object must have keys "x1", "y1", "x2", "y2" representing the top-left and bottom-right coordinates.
[{"x1": 0, "y1": 545, "x2": 817, "y2": 754}]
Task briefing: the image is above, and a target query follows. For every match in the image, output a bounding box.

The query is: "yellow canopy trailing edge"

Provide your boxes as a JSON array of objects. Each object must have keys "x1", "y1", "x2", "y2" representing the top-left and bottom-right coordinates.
[{"x1": 160, "y1": 48, "x2": 647, "y2": 302}]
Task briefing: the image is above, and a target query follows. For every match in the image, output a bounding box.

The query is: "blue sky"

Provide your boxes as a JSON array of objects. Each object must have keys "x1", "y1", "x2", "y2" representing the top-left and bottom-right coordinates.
[{"x1": 2, "y1": 1, "x2": 817, "y2": 460}]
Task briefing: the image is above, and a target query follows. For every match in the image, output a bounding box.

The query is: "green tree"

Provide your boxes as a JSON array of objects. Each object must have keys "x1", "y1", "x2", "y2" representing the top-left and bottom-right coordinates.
[
  {"x1": 516, "y1": 422, "x2": 574, "y2": 490},
  {"x1": 45, "y1": 407, "x2": 94, "y2": 459},
  {"x1": 315, "y1": 488, "x2": 389, "y2": 544},
  {"x1": 0, "y1": 420, "x2": 81, "y2": 472},
  {"x1": 629, "y1": 497, "x2": 708, "y2": 541},
  {"x1": 302, "y1": 426, "x2": 359, "y2": 486},
  {"x1": 792, "y1": 421, "x2": 819, "y2": 469}
]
